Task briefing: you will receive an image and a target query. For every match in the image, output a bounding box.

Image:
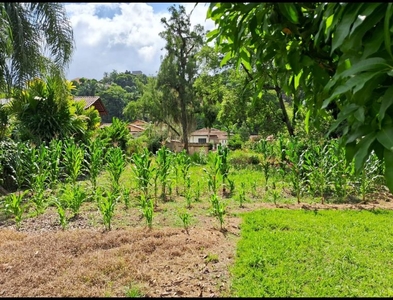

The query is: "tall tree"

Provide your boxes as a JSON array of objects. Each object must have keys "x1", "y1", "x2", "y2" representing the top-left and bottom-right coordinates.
[
  {"x1": 194, "y1": 45, "x2": 225, "y2": 143},
  {"x1": 99, "y1": 84, "x2": 133, "y2": 123},
  {"x1": 0, "y1": 3, "x2": 74, "y2": 93},
  {"x1": 71, "y1": 78, "x2": 102, "y2": 96},
  {"x1": 157, "y1": 4, "x2": 205, "y2": 153},
  {"x1": 207, "y1": 3, "x2": 393, "y2": 192},
  {"x1": 123, "y1": 76, "x2": 182, "y2": 137}
]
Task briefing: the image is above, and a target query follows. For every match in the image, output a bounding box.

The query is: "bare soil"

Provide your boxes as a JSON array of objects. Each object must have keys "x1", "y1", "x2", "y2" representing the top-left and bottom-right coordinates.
[{"x1": 1, "y1": 190, "x2": 393, "y2": 297}]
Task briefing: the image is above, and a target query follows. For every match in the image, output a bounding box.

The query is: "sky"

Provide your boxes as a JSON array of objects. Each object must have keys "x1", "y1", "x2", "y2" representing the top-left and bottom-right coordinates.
[{"x1": 63, "y1": 2, "x2": 216, "y2": 81}]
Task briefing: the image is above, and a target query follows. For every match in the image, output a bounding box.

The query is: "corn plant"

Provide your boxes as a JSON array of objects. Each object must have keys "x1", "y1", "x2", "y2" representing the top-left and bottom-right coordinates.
[
  {"x1": 227, "y1": 177, "x2": 235, "y2": 197},
  {"x1": 185, "y1": 175, "x2": 192, "y2": 209},
  {"x1": 217, "y1": 144, "x2": 230, "y2": 195},
  {"x1": 329, "y1": 141, "x2": 353, "y2": 202},
  {"x1": 13, "y1": 143, "x2": 30, "y2": 190},
  {"x1": 210, "y1": 193, "x2": 226, "y2": 231},
  {"x1": 63, "y1": 138, "x2": 85, "y2": 184},
  {"x1": 172, "y1": 152, "x2": 180, "y2": 196},
  {"x1": 70, "y1": 184, "x2": 87, "y2": 217},
  {"x1": 152, "y1": 166, "x2": 158, "y2": 203},
  {"x1": 26, "y1": 144, "x2": 40, "y2": 189},
  {"x1": 122, "y1": 186, "x2": 131, "y2": 209},
  {"x1": 250, "y1": 180, "x2": 258, "y2": 198},
  {"x1": 177, "y1": 150, "x2": 191, "y2": 196},
  {"x1": 257, "y1": 139, "x2": 270, "y2": 158},
  {"x1": 302, "y1": 144, "x2": 330, "y2": 204},
  {"x1": 178, "y1": 209, "x2": 191, "y2": 234},
  {"x1": 237, "y1": 182, "x2": 246, "y2": 208},
  {"x1": 30, "y1": 165, "x2": 50, "y2": 216},
  {"x1": 287, "y1": 138, "x2": 305, "y2": 204},
  {"x1": 167, "y1": 178, "x2": 173, "y2": 199},
  {"x1": 86, "y1": 138, "x2": 105, "y2": 190},
  {"x1": 13, "y1": 142, "x2": 35, "y2": 190},
  {"x1": 358, "y1": 153, "x2": 384, "y2": 202},
  {"x1": 97, "y1": 188, "x2": 119, "y2": 231},
  {"x1": 194, "y1": 180, "x2": 201, "y2": 202},
  {"x1": 204, "y1": 152, "x2": 221, "y2": 195},
  {"x1": 156, "y1": 146, "x2": 172, "y2": 201},
  {"x1": 131, "y1": 148, "x2": 153, "y2": 201},
  {"x1": 47, "y1": 139, "x2": 63, "y2": 188},
  {"x1": 106, "y1": 147, "x2": 126, "y2": 196},
  {"x1": 59, "y1": 183, "x2": 86, "y2": 218},
  {"x1": 139, "y1": 193, "x2": 154, "y2": 229},
  {"x1": 269, "y1": 182, "x2": 280, "y2": 206},
  {"x1": 52, "y1": 198, "x2": 68, "y2": 230},
  {"x1": 4, "y1": 190, "x2": 28, "y2": 230},
  {"x1": 262, "y1": 159, "x2": 270, "y2": 191}
]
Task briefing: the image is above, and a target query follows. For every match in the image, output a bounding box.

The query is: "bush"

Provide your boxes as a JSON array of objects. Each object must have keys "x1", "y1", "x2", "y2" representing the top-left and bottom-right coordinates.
[
  {"x1": 97, "y1": 117, "x2": 132, "y2": 153},
  {"x1": 0, "y1": 139, "x2": 18, "y2": 191},
  {"x1": 228, "y1": 134, "x2": 243, "y2": 150},
  {"x1": 190, "y1": 150, "x2": 208, "y2": 165},
  {"x1": 229, "y1": 150, "x2": 263, "y2": 169}
]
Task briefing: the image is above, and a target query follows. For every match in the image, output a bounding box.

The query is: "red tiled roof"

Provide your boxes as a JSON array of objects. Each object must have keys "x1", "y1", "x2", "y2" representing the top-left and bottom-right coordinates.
[
  {"x1": 74, "y1": 96, "x2": 100, "y2": 109},
  {"x1": 74, "y1": 96, "x2": 108, "y2": 115}
]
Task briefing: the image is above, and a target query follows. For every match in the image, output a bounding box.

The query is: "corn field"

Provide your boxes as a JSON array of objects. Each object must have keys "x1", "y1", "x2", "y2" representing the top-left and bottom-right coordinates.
[{"x1": 0, "y1": 135, "x2": 387, "y2": 231}]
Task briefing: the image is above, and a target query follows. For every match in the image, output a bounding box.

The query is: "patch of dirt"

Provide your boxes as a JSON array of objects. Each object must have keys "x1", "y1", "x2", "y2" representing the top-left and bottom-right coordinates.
[{"x1": 1, "y1": 192, "x2": 393, "y2": 297}]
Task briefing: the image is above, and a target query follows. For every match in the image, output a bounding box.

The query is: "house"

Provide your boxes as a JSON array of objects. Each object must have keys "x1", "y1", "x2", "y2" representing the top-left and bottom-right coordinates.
[
  {"x1": 73, "y1": 96, "x2": 108, "y2": 117},
  {"x1": 127, "y1": 119, "x2": 149, "y2": 137},
  {"x1": 189, "y1": 127, "x2": 228, "y2": 150}
]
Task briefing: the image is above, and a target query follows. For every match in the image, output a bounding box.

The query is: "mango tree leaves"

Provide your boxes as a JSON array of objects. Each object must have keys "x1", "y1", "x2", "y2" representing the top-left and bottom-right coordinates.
[
  {"x1": 277, "y1": 3, "x2": 299, "y2": 24},
  {"x1": 206, "y1": 2, "x2": 393, "y2": 192},
  {"x1": 384, "y1": 149, "x2": 393, "y2": 192}
]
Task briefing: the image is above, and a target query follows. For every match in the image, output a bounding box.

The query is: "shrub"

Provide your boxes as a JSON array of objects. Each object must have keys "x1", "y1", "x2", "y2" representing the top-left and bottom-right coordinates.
[
  {"x1": 0, "y1": 139, "x2": 18, "y2": 191},
  {"x1": 229, "y1": 150, "x2": 263, "y2": 169},
  {"x1": 97, "y1": 117, "x2": 132, "y2": 153},
  {"x1": 228, "y1": 134, "x2": 243, "y2": 150},
  {"x1": 190, "y1": 150, "x2": 208, "y2": 165}
]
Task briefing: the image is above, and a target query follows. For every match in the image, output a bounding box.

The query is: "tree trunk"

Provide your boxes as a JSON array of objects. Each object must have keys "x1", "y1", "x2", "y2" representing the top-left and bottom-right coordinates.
[
  {"x1": 180, "y1": 87, "x2": 189, "y2": 154},
  {"x1": 0, "y1": 185, "x2": 9, "y2": 196},
  {"x1": 274, "y1": 86, "x2": 295, "y2": 137}
]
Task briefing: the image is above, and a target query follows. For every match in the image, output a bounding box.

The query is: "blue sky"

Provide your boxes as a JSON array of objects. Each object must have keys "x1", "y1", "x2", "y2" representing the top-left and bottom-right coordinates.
[{"x1": 63, "y1": 3, "x2": 214, "y2": 80}]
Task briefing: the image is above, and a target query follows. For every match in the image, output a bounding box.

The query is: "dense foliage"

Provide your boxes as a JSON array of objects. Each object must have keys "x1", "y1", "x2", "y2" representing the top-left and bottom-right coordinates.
[{"x1": 206, "y1": 2, "x2": 393, "y2": 192}]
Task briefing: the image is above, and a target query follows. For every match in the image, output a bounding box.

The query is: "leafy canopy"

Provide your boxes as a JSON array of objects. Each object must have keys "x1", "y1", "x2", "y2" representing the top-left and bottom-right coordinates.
[{"x1": 207, "y1": 2, "x2": 393, "y2": 192}]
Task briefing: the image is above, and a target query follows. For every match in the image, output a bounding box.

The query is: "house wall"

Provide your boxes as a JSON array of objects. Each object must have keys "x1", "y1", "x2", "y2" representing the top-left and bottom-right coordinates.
[
  {"x1": 165, "y1": 140, "x2": 210, "y2": 155},
  {"x1": 189, "y1": 135, "x2": 209, "y2": 143},
  {"x1": 189, "y1": 135, "x2": 227, "y2": 145}
]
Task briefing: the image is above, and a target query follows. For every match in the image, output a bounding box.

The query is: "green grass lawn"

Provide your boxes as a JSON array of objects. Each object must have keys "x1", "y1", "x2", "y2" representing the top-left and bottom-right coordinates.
[{"x1": 230, "y1": 208, "x2": 393, "y2": 297}]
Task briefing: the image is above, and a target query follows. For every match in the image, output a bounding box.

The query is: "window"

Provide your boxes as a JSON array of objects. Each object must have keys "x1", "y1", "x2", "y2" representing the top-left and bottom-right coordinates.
[{"x1": 198, "y1": 138, "x2": 207, "y2": 143}]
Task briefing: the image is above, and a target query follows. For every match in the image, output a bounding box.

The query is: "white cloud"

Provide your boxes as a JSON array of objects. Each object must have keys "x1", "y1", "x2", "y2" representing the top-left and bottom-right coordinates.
[{"x1": 64, "y1": 2, "x2": 215, "y2": 80}]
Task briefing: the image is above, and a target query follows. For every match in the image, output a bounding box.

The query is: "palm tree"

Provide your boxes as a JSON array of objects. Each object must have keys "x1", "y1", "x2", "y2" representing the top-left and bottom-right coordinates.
[{"x1": 0, "y1": 2, "x2": 74, "y2": 93}]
